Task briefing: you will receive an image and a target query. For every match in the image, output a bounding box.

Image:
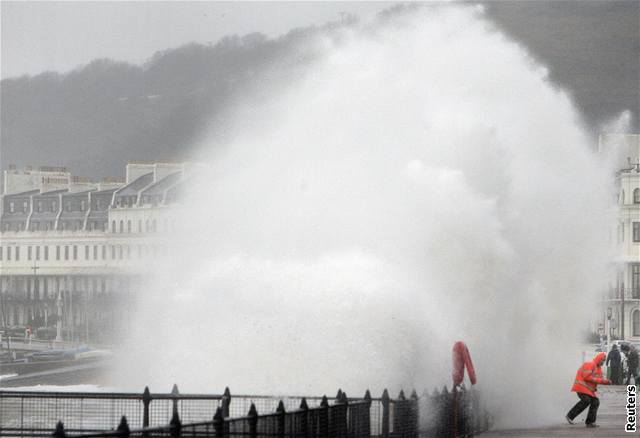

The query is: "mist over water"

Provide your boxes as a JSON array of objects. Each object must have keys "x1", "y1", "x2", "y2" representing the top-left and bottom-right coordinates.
[{"x1": 116, "y1": 5, "x2": 615, "y2": 428}]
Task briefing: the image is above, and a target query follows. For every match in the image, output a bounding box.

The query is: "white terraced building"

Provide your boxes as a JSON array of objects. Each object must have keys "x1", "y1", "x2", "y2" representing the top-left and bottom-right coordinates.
[
  {"x1": 0, "y1": 162, "x2": 186, "y2": 342},
  {"x1": 601, "y1": 134, "x2": 640, "y2": 341}
]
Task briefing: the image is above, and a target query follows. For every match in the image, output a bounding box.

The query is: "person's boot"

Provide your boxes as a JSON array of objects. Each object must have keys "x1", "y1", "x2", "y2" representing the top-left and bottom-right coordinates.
[{"x1": 565, "y1": 415, "x2": 575, "y2": 425}]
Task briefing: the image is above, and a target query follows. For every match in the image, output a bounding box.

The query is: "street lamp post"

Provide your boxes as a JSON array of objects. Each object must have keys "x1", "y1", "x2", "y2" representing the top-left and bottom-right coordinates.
[
  {"x1": 55, "y1": 291, "x2": 63, "y2": 343},
  {"x1": 607, "y1": 307, "x2": 612, "y2": 354},
  {"x1": 31, "y1": 260, "x2": 39, "y2": 334},
  {"x1": 621, "y1": 284, "x2": 626, "y2": 340}
]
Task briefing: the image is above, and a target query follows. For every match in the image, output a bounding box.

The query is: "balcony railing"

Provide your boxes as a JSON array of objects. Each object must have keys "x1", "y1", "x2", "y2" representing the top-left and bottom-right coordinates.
[{"x1": 603, "y1": 288, "x2": 640, "y2": 300}]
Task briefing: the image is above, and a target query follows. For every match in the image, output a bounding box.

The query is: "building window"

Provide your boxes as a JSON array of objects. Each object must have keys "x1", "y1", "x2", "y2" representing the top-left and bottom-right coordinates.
[
  {"x1": 118, "y1": 245, "x2": 123, "y2": 259},
  {"x1": 635, "y1": 188, "x2": 640, "y2": 204},
  {"x1": 9, "y1": 201, "x2": 14, "y2": 213},
  {"x1": 93, "y1": 245, "x2": 98, "y2": 260},
  {"x1": 111, "y1": 246, "x2": 115, "y2": 259},
  {"x1": 119, "y1": 220, "x2": 124, "y2": 233},
  {"x1": 138, "y1": 220, "x2": 142, "y2": 232},
  {"x1": 634, "y1": 311, "x2": 640, "y2": 337},
  {"x1": 7, "y1": 246, "x2": 11, "y2": 261},
  {"x1": 634, "y1": 222, "x2": 640, "y2": 242},
  {"x1": 634, "y1": 265, "x2": 640, "y2": 299},
  {"x1": 15, "y1": 246, "x2": 20, "y2": 261},
  {"x1": 102, "y1": 245, "x2": 106, "y2": 259},
  {"x1": 64, "y1": 246, "x2": 69, "y2": 260},
  {"x1": 36, "y1": 246, "x2": 40, "y2": 261},
  {"x1": 127, "y1": 220, "x2": 131, "y2": 233},
  {"x1": 56, "y1": 246, "x2": 60, "y2": 260},
  {"x1": 145, "y1": 220, "x2": 150, "y2": 232},
  {"x1": 28, "y1": 246, "x2": 32, "y2": 261},
  {"x1": 44, "y1": 246, "x2": 49, "y2": 260},
  {"x1": 112, "y1": 220, "x2": 116, "y2": 233},
  {"x1": 81, "y1": 200, "x2": 86, "y2": 211},
  {"x1": 0, "y1": 246, "x2": 3, "y2": 261}
]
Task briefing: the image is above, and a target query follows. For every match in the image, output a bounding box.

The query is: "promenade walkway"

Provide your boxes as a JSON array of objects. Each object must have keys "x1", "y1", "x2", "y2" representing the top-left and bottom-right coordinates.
[{"x1": 483, "y1": 386, "x2": 633, "y2": 437}]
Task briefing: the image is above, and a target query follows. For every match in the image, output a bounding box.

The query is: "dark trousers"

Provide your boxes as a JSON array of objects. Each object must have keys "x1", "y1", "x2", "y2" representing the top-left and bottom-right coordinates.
[
  {"x1": 611, "y1": 365, "x2": 622, "y2": 385},
  {"x1": 626, "y1": 367, "x2": 639, "y2": 385},
  {"x1": 567, "y1": 393, "x2": 600, "y2": 425}
]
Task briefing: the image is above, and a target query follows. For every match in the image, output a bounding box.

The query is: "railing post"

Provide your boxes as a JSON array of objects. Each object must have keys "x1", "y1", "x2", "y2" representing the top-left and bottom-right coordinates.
[
  {"x1": 142, "y1": 386, "x2": 151, "y2": 428},
  {"x1": 222, "y1": 387, "x2": 231, "y2": 418},
  {"x1": 410, "y1": 390, "x2": 419, "y2": 438},
  {"x1": 248, "y1": 403, "x2": 258, "y2": 438},
  {"x1": 213, "y1": 407, "x2": 225, "y2": 437},
  {"x1": 381, "y1": 389, "x2": 390, "y2": 438},
  {"x1": 337, "y1": 391, "x2": 348, "y2": 438},
  {"x1": 52, "y1": 421, "x2": 66, "y2": 438},
  {"x1": 458, "y1": 384, "x2": 467, "y2": 436},
  {"x1": 117, "y1": 416, "x2": 130, "y2": 438},
  {"x1": 362, "y1": 390, "x2": 372, "y2": 438},
  {"x1": 276, "y1": 400, "x2": 286, "y2": 438},
  {"x1": 393, "y1": 390, "x2": 406, "y2": 436},
  {"x1": 442, "y1": 385, "x2": 452, "y2": 438},
  {"x1": 299, "y1": 397, "x2": 309, "y2": 438},
  {"x1": 171, "y1": 384, "x2": 180, "y2": 420},
  {"x1": 170, "y1": 410, "x2": 181, "y2": 438},
  {"x1": 319, "y1": 396, "x2": 329, "y2": 438},
  {"x1": 429, "y1": 388, "x2": 440, "y2": 437}
]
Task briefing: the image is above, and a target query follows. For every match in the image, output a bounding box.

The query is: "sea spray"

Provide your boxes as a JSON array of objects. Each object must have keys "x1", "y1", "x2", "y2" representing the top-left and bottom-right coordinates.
[{"x1": 115, "y1": 4, "x2": 615, "y2": 428}]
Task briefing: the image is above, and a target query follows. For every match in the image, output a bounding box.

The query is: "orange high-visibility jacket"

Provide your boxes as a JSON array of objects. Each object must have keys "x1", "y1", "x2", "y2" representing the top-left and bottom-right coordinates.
[{"x1": 571, "y1": 352, "x2": 607, "y2": 398}]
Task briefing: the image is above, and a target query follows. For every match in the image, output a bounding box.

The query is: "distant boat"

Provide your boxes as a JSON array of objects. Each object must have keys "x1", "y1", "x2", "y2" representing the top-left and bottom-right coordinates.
[{"x1": 29, "y1": 345, "x2": 93, "y2": 362}]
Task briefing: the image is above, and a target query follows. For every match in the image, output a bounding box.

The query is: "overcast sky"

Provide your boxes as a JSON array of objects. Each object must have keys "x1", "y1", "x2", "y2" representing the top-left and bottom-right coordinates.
[{"x1": 1, "y1": 1, "x2": 395, "y2": 79}]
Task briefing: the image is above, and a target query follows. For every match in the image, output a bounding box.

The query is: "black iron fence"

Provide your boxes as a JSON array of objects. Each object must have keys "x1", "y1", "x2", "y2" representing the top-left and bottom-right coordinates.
[{"x1": 0, "y1": 385, "x2": 490, "y2": 437}]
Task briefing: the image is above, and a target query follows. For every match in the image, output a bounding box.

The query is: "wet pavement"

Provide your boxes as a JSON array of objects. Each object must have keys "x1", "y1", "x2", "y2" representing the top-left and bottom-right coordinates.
[{"x1": 482, "y1": 386, "x2": 636, "y2": 437}]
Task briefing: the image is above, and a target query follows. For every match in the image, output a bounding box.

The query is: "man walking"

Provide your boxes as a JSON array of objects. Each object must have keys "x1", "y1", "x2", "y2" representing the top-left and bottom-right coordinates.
[
  {"x1": 606, "y1": 344, "x2": 622, "y2": 385},
  {"x1": 566, "y1": 352, "x2": 611, "y2": 428},
  {"x1": 622, "y1": 344, "x2": 639, "y2": 385}
]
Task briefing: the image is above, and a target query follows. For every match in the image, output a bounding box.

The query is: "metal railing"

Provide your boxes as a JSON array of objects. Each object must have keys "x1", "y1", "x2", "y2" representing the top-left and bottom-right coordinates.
[
  {"x1": 0, "y1": 385, "x2": 491, "y2": 437},
  {"x1": 602, "y1": 287, "x2": 640, "y2": 301}
]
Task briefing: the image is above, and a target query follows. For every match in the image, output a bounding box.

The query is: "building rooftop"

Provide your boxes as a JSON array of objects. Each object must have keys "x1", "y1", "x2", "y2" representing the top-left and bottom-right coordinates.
[{"x1": 116, "y1": 173, "x2": 154, "y2": 196}]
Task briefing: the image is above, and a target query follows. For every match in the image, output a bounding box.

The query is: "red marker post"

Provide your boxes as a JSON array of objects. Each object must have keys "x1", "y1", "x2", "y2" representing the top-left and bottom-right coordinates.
[{"x1": 452, "y1": 341, "x2": 477, "y2": 435}]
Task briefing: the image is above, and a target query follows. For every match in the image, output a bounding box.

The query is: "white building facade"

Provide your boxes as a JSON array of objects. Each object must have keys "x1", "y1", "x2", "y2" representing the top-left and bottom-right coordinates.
[
  {"x1": 601, "y1": 134, "x2": 640, "y2": 340},
  {"x1": 0, "y1": 162, "x2": 186, "y2": 342}
]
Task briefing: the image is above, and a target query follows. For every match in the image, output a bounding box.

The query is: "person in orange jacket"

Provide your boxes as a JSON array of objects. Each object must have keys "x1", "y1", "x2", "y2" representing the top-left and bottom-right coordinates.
[{"x1": 565, "y1": 352, "x2": 612, "y2": 427}]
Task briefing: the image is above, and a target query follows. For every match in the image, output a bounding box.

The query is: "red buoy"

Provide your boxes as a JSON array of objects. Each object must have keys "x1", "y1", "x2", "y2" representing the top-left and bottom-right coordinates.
[{"x1": 452, "y1": 341, "x2": 477, "y2": 387}]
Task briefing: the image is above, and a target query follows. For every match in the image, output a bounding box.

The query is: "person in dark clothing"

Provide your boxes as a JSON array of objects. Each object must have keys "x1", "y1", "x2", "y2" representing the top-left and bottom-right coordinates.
[
  {"x1": 622, "y1": 344, "x2": 640, "y2": 385},
  {"x1": 606, "y1": 345, "x2": 622, "y2": 385}
]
